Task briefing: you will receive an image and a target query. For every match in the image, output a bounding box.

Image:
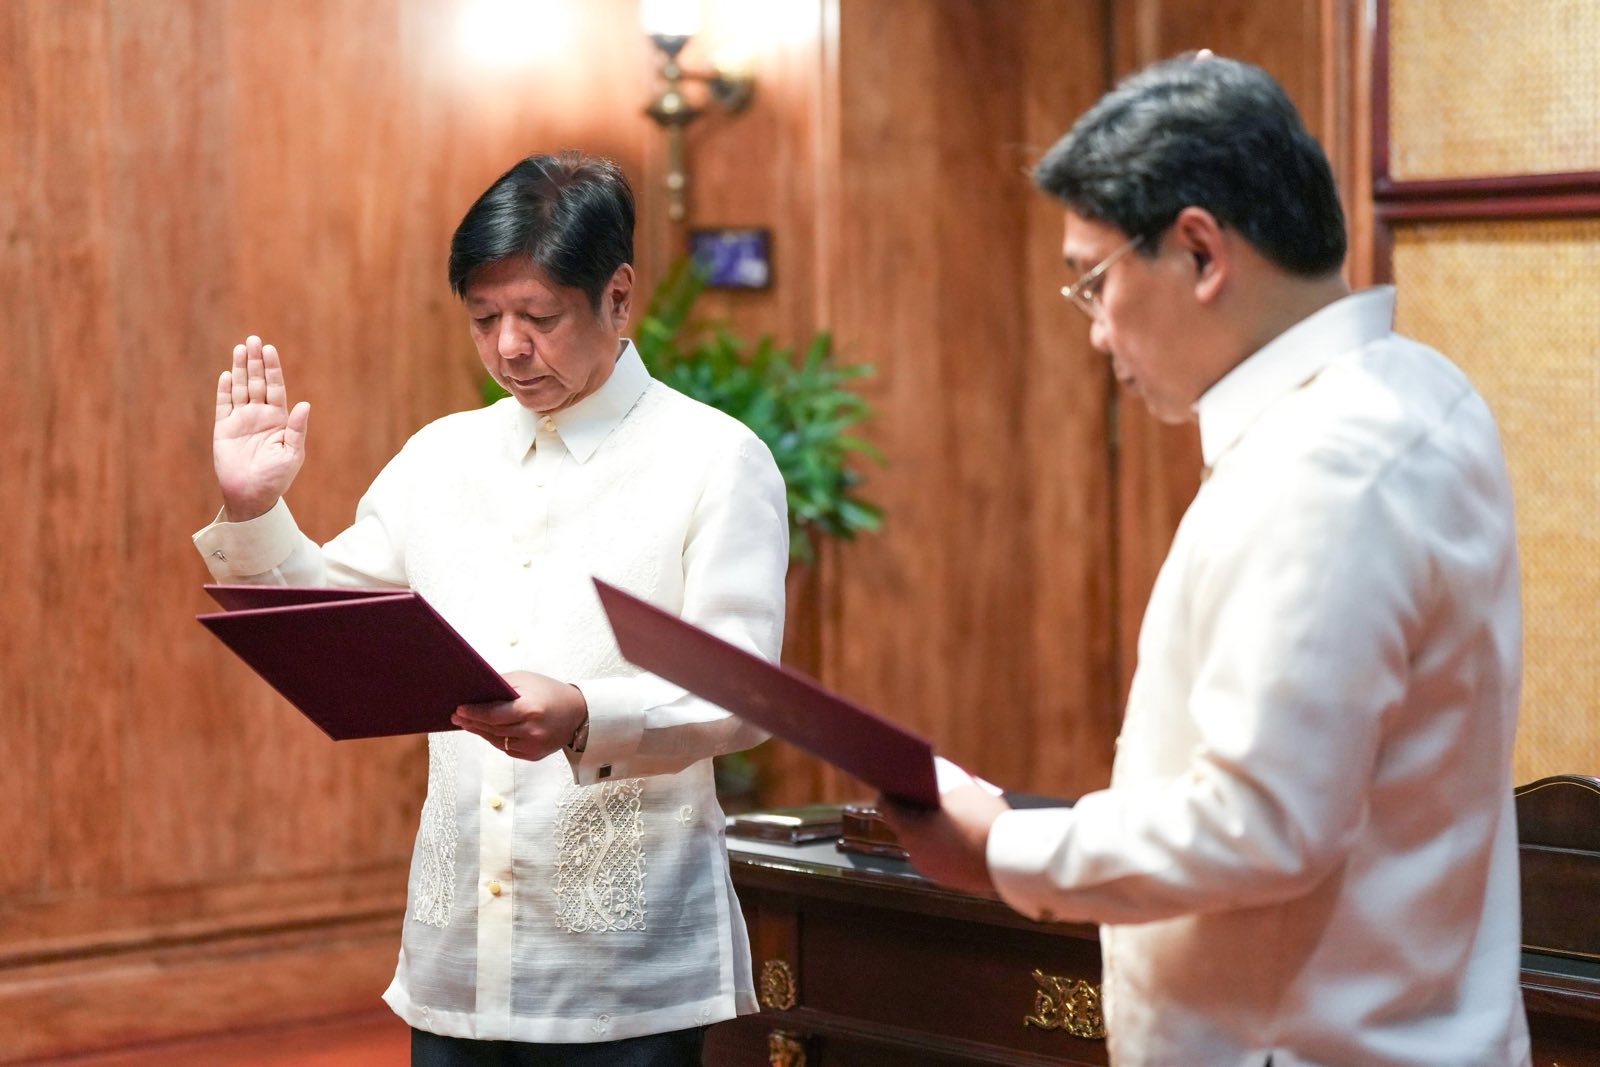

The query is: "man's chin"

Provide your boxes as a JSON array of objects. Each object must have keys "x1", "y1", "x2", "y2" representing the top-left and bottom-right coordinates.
[
  {"x1": 505, "y1": 380, "x2": 562, "y2": 411},
  {"x1": 1134, "y1": 391, "x2": 1197, "y2": 425}
]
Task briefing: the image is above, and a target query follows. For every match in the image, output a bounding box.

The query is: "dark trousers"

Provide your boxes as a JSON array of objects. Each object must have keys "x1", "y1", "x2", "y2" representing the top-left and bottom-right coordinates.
[{"x1": 410, "y1": 1026, "x2": 706, "y2": 1067}]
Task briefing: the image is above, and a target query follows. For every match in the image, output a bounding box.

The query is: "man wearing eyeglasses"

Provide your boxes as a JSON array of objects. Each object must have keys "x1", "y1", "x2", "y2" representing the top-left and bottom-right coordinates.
[{"x1": 882, "y1": 52, "x2": 1530, "y2": 1067}]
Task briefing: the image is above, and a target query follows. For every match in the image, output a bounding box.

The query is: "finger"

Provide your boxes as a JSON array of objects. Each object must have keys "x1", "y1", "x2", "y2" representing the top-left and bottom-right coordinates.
[
  {"x1": 231, "y1": 343, "x2": 248, "y2": 407},
  {"x1": 262, "y1": 343, "x2": 289, "y2": 409},
  {"x1": 453, "y1": 720, "x2": 501, "y2": 743},
  {"x1": 284, "y1": 401, "x2": 311, "y2": 456},
  {"x1": 246, "y1": 336, "x2": 267, "y2": 404},
  {"x1": 454, "y1": 701, "x2": 521, "y2": 727},
  {"x1": 215, "y1": 371, "x2": 233, "y2": 423}
]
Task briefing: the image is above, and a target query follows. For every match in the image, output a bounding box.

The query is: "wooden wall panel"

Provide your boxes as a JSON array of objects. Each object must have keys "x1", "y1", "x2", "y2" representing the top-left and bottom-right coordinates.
[
  {"x1": 1017, "y1": 5, "x2": 1122, "y2": 796},
  {"x1": 820, "y1": 0, "x2": 1116, "y2": 799},
  {"x1": 23, "y1": 0, "x2": 129, "y2": 899},
  {"x1": 0, "y1": 0, "x2": 657, "y2": 1058},
  {"x1": 0, "y1": 0, "x2": 47, "y2": 901}
]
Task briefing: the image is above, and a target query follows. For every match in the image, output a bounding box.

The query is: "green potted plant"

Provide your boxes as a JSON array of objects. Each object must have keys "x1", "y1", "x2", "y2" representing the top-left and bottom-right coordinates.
[{"x1": 634, "y1": 258, "x2": 882, "y2": 562}]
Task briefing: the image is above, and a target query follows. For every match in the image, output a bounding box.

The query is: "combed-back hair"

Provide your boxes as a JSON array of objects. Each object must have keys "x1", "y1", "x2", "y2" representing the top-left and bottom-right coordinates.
[
  {"x1": 1034, "y1": 53, "x2": 1346, "y2": 277},
  {"x1": 448, "y1": 152, "x2": 635, "y2": 311}
]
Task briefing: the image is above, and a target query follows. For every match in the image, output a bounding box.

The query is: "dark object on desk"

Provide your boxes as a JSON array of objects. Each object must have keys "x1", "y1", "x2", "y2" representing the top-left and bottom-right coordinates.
[
  {"x1": 594, "y1": 579, "x2": 940, "y2": 807},
  {"x1": 1515, "y1": 773, "x2": 1600, "y2": 962},
  {"x1": 838, "y1": 793, "x2": 1074, "y2": 861},
  {"x1": 727, "y1": 804, "x2": 845, "y2": 845},
  {"x1": 838, "y1": 803, "x2": 907, "y2": 860},
  {"x1": 197, "y1": 585, "x2": 516, "y2": 740}
]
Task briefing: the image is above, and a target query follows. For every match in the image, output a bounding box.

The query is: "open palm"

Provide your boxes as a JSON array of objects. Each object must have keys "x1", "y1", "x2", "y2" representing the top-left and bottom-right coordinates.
[{"x1": 213, "y1": 335, "x2": 311, "y2": 521}]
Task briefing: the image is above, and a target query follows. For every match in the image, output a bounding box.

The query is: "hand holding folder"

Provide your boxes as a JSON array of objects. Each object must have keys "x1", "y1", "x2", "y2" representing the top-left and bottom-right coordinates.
[
  {"x1": 594, "y1": 579, "x2": 940, "y2": 807},
  {"x1": 197, "y1": 585, "x2": 516, "y2": 740}
]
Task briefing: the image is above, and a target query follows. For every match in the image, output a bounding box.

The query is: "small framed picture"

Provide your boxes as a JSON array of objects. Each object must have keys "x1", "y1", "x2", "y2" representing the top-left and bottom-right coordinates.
[{"x1": 688, "y1": 227, "x2": 773, "y2": 289}]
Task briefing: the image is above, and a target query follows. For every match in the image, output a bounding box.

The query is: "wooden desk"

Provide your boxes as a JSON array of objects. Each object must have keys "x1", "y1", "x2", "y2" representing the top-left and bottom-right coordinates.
[{"x1": 707, "y1": 835, "x2": 1600, "y2": 1067}]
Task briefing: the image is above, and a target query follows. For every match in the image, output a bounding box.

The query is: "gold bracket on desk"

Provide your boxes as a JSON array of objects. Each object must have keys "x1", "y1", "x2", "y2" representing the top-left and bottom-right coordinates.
[
  {"x1": 767, "y1": 1028, "x2": 807, "y2": 1067},
  {"x1": 759, "y1": 958, "x2": 798, "y2": 1011},
  {"x1": 1022, "y1": 969, "x2": 1107, "y2": 1039}
]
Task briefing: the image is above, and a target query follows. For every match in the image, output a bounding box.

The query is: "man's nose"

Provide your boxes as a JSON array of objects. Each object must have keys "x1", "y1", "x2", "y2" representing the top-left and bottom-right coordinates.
[
  {"x1": 1088, "y1": 314, "x2": 1112, "y2": 355},
  {"x1": 497, "y1": 319, "x2": 530, "y2": 360}
]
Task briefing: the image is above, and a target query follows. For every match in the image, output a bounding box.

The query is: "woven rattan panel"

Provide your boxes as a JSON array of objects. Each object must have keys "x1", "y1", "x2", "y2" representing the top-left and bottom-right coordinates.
[
  {"x1": 1392, "y1": 219, "x2": 1600, "y2": 782},
  {"x1": 1389, "y1": 0, "x2": 1600, "y2": 179}
]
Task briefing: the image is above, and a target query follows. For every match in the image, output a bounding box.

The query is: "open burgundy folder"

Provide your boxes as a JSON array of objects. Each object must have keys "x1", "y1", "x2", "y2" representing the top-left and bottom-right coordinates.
[
  {"x1": 197, "y1": 585, "x2": 516, "y2": 740},
  {"x1": 594, "y1": 579, "x2": 940, "y2": 807}
]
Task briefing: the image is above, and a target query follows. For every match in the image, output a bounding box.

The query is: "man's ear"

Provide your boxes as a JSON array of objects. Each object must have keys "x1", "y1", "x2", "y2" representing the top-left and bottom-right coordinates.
[
  {"x1": 606, "y1": 263, "x2": 635, "y2": 328},
  {"x1": 1171, "y1": 206, "x2": 1226, "y2": 303}
]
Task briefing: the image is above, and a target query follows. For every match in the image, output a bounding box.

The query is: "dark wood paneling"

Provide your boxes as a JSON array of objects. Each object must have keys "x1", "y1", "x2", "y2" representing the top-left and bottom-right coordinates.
[
  {"x1": 0, "y1": 0, "x2": 655, "y2": 1058},
  {"x1": 0, "y1": 915, "x2": 403, "y2": 1063},
  {"x1": 27, "y1": 0, "x2": 130, "y2": 898},
  {"x1": 1017, "y1": 4, "x2": 1121, "y2": 796},
  {"x1": 821, "y1": 0, "x2": 1116, "y2": 800},
  {"x1": 0, "y1": 0, "x2": 52, "y2": 901}
]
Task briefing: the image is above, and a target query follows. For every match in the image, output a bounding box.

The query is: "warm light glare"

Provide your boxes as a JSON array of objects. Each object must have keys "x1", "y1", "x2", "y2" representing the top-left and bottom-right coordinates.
[
  {"x1": 639, "y1": 0, "x2": 701, "y2": 38},
  {"x1": 458, "y1": 0, "x2": 572, "y2": 68},
  {"x1": 706, "y1": 1, "x2": 814, "y2": 67}
]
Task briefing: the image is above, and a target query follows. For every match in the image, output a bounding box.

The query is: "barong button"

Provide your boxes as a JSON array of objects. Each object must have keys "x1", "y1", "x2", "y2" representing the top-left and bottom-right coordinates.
[{"x1": 488, "y1": 880, "x2": 503, "y2": 896}]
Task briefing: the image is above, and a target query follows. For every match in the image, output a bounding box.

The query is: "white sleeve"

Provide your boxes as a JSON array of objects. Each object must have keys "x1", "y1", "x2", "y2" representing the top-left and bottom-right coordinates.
[
  {"x1": 565, "y1": 435, "x2": 789, "y2": 784},
  {"x1": 989, "y1": 455, "x2": 1417, "y2": 924},
  {"x1": 191, "y1": 445, "x2": 416, "y2": 590}
]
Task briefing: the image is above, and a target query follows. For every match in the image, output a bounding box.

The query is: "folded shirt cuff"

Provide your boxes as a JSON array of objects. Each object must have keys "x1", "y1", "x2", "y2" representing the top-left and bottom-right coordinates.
[
  {"x1": 564, "y1": 675, "x2": 647, "y2": 785},
  {"x1": 987, "y1": 807, "x2": 1076, "y2": 923},
  {"x1": 191, "y1": 498, "x2": 299, "y2": 579}
]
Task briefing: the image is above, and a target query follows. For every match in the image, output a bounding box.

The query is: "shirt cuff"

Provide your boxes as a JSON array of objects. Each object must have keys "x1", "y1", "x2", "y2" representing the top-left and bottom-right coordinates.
[
  {"x1": 191, "y1": 498, "x2": 300, "y2": 579},
  {"x1": 563, "y1": 676, "x2": 647, "y2": 785},
  {"x1": 987, "y1": 807, "x2": 1077, "y2": 923}
]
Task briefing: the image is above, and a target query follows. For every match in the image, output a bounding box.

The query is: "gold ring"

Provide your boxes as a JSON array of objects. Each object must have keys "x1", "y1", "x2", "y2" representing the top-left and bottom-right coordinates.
[{"x1": 503, "y1": 735, "x2": 512, "y2": 754}]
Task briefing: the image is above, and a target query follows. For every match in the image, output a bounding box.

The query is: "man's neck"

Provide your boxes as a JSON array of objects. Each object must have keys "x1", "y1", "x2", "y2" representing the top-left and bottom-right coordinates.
[{"x1": 1238, "y1": 272, "x2": 1352, "y2": 359}]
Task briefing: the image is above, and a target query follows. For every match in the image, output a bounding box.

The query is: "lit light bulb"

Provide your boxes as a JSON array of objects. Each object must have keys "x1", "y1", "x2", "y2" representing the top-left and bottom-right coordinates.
[
  {"x1": 639, "y1": 0, "x2": 701, "y2": 39},
  {"x1": 458, "y1": 0, "x2": 572, "y2": 68}
]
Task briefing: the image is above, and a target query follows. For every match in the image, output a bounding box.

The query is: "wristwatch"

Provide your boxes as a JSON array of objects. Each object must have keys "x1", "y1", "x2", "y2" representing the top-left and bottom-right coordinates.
[{"x1": 568, "y1": 715, "x2": 590, "y2": 754}]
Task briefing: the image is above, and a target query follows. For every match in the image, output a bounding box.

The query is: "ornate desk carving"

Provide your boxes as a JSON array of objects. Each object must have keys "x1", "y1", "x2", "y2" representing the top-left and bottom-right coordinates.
[{"x1": 1023, "y1": 969, "x2": 1106, "y2": 1039}]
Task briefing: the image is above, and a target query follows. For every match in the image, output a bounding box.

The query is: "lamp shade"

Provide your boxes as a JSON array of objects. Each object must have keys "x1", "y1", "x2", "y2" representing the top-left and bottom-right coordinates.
[{"x1": 640, "y1": 0, "x2": 700, "y2": 38}]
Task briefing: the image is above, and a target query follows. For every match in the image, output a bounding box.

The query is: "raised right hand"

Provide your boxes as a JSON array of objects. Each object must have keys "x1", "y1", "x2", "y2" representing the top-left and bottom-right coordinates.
[{"x1": 213, "y1": 335, "x2": 311, "y2": 521}]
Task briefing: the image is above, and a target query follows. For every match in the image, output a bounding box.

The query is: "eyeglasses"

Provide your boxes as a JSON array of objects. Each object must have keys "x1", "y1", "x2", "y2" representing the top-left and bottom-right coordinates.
[{"x1": 1059, "y1": 234, "x2": 1145, "y2": 320}]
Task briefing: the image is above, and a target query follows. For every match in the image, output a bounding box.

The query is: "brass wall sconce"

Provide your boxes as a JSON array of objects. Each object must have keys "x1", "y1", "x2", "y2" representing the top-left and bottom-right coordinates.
[{"x1": 641, "y1": 0, "x2": 755, "y2": 221}]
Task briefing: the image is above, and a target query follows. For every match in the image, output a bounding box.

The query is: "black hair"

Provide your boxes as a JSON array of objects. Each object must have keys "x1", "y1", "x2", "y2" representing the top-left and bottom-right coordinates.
[
  {"x1": 1034, "y1": 53, "x2": 1346, "y2": 277},
  {"x1": 448, "y1": 152, "x2": 635, "y2": 311}
]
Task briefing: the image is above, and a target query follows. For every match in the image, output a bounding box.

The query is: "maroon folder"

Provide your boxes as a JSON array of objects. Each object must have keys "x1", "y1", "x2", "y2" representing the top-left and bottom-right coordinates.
[
  {"x1": 197, "y1": 585, "x2": 516, "y2": 740},
  {"x1": 593, "y1": 579, "x2": 939, "y2": 807}
]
